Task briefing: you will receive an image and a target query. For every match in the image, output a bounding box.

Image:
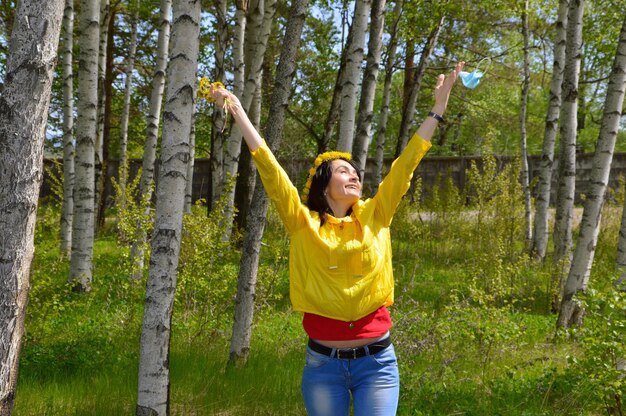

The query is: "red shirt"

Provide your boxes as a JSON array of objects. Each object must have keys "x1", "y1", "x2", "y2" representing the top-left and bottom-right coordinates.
[{"x1": 303, "y1": 306, "x2": 392, "y2": 340}]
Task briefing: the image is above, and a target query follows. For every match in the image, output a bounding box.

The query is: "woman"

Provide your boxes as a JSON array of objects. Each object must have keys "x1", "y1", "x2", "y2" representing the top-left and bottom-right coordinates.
[{"x1": 210, "y1": 61, "x2": 464, "y2": 416}]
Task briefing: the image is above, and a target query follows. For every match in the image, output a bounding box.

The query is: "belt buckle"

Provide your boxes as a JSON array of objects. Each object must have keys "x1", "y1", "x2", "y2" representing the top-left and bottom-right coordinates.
[{"x1": 352, "y1": 348, "x2": 357, "y2": 359}]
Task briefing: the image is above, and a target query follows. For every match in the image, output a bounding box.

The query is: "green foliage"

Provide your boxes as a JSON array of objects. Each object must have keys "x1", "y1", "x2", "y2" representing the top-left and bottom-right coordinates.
[
  {"x1": 562, "y1": 288, "x2": 626, "y2": 415},
  {"x1": 110, "y1": 166, "x2": 154, "y2": 277},
  {"x1": 111, "y1": 166, "x2": 154, "y2": 242},
  {"x1": 176, "y1": 190, "x2": 241, "y2": 330},
  {"x1": 42, "y1": 159, "x2": 64, "y2": 205}
]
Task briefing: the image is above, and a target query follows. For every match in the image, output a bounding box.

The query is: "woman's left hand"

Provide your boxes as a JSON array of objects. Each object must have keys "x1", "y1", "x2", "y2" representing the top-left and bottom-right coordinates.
[{"x1": 432, "y1": 61, "x2": 464, "y2": 115}]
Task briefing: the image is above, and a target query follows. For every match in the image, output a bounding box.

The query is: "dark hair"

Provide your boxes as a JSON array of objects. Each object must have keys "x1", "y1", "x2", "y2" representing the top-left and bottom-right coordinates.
[{"x1": 306, "y1": 157, "x2": 361, "y2": 226}]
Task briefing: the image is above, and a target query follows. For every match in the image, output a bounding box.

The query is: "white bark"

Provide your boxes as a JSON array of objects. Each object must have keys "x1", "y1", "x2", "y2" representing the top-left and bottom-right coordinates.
[
  {"x1": 336, "y1": 0, "x2": 372, "y2": 152},
  {"x1": 519, "y1": 0, "x2": 532, "y2": 244},
  {"x1": 208, "y1": 0, "x2": 228, "y2": 209},
  {"x1": 60, "y1": 0, "x2": 75, "y2": 256},
  {"x1": 558, "y1": 13, "x2": 626, "y2": 328},
  {"x1": 0, "y1": 1, "x2": 64, "y2": 412},
  {"x1": 136, "y1": 0, "x2": 200, "y2": 413},
  {"x1": 553, "y1": 0, "x2": 583, "y2": 269},
  {"x1": 233, "y1": 0, "x2": 247, "y2": 98},
  {"x1": 69, "y1": 0, "x2": 101, "y2": 291},
  {"x1": 532, "y1": 0, "x2": 569, "y2": 260},
  {"x1": 222, "y1": 0, "x2": 276, "y2": 240},
  {"x1": 94, "y1": 0, "x2": 111, "y2": 221},
  {"x1": 119, "y1": 0, "x2": 141, "y2": 203},
  {"x1": 352, "y1": 0, "x2": 386, "y2": 177},
  {"x1": 184, "y1": 105, "x2": 196, "y2": 213},
  {"x1": 229, "y1": 0, "x2": 309, "y2": 365},
  {"x1": 371, "y1": 0, "x2": 402, "y2": 196},
  {"x1": 130, "y1": 0, "x2": 171, "y2": 280},
  {"x1": 617, "y1": 183, "x2": 626, "y2": 291},
  {"x1": 321, "y1": 52, "x2": 346, "y2": 153}
]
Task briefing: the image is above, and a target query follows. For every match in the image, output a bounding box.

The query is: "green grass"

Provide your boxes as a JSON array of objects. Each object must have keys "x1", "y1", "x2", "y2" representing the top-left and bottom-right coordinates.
[{"x1": 12, "y1": 200, "x2": 625, "y2": 415}]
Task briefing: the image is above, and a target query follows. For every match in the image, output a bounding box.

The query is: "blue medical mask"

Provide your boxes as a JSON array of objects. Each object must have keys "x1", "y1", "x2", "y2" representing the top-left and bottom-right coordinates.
[
  {"x1": 459, "y1": 58, "x2": 491, "y2": 89},
  {"x1": 459, "y1": 70, "x2": 484, "y2": 89}
]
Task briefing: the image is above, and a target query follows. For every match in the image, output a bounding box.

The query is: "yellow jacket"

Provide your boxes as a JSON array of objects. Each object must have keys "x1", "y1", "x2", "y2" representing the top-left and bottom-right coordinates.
[{"x1": 250, "y1": 133, "x2": 431, "y2": 321}]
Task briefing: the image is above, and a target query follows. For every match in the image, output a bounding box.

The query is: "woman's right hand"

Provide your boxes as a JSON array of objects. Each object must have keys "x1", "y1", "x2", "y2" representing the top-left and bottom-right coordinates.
[{"x1": 210, "y1": 85, "x2": 242, "y2": 115}]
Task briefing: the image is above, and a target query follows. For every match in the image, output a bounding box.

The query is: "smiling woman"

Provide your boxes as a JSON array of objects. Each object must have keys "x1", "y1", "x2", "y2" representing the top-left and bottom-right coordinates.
[{"x1": 208, "y1": 61, "x2": 464, "y2": 416}]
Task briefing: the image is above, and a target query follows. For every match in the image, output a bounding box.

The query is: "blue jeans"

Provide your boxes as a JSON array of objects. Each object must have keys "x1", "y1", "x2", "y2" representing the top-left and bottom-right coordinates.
[{"x1": 301, "y1": 341, "x2": 400, "y2": 416}]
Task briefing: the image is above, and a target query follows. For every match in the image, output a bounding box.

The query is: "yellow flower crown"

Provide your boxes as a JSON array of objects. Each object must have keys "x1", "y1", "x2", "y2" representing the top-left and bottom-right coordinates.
[
  {"x1": 197, "y1": 77, "x2": 225, "y2": 102},
  {"x1": 301, "y1": 151, "x2": 352, "y2": 203}
]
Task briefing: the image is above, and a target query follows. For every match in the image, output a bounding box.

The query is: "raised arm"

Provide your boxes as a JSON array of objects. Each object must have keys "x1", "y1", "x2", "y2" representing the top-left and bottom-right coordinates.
[
  {"x1": 371, "y1": 62, "x2": 464, "y2": 225},
  {"x1": 415, "y1": 61, "x2": 464, "y2": 141},
  {"x1": 209, "y1": 85, "x2": 306, "y2": 233}
]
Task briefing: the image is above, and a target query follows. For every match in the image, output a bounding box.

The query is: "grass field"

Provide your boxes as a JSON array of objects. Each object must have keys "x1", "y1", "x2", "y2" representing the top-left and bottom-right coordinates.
[{"x1": 12, "y1": 193, "x2": 625, "y2": 415}]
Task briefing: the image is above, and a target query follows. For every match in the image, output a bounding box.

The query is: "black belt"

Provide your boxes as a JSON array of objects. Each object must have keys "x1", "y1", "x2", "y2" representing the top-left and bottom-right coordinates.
[{"x1": 308, "y1": 336, "x2": 391, "y2": 360}]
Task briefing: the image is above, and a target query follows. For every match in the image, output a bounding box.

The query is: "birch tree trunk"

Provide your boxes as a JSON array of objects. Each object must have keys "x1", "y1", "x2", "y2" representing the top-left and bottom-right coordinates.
[
  {"x1": 617, "y1": 182, "x2": 626, "y2": 291},
  {"x1": 352, "y1": 0, "x2": 386, "y2": 177},
  {"x1": 234, "y1": 0, "x2": 275, "y2": 229},
  {"x1": 336, "y1": 0, "x2": 372, "y2": 152},
  {"x1": 60, "y1": 0, "x2": 75, "y2": 257},
  {"x1": 136, "y1": 0, "x2": 200, "y2": 414},
  {"x1": 371, "y1": 0, "x2": 402, "y2": 196},
  {"x1": 558, "y1": 13, "x2": 626, "y2": 328},
  {"x1": 320, "y1": 48, "x2": 347, "y2": 153},
  {"x1": 233, "y1": 0, "x2": 247, "y2": 99},
  {"x1": 531, "y1": 0, "x2": 568, "y2": 260},
  {"x1": 0, "y1": 1, "x2": 64, "y2": 412},
  {"x1": 229, "y1": 0, "x2": 309, "y2": 365},
  {"x1": 208, "y1": 0, "x2": 228, "y2": 211},
  {"x1": 519, "y1": 0, "x2": 532, "y2": 244},
  {"x1": 234, "y1": 84, "x2": 261, "y2": 231},
  {"x1": 394, "y1": 17, "x2": 444, "y2": 158},
  {"x1": 94, "y1": 0, "x2": 111, "y2": 230},
  {"x1": 184, "y1": 105, "x2": 196, "y2": 213},
  {"x1": 119, "y1": 0, "x2": 141, "y2": 208},
  {"x1": 222, "y1": 0, "x2": 276, "y2": 240},
  {"x1": 552, "y1": 0, "x2": 583, "y2": 293},
  {"x1": 130, "y1": 0, "x2": 171, "y2": 280},
  {"x1": 69, "y1": 0, "x2": 101, "y2": 291}
]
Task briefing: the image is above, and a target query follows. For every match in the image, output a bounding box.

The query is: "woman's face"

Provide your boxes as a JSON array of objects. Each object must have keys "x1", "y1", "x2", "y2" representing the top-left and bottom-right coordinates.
[{"x1": 325, "y1": 159, "x2": 361, "y2": 205}]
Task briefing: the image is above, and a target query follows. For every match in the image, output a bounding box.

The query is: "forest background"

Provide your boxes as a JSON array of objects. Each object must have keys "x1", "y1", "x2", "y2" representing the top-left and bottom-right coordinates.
[{"x1": 1, "y1": 0, "x2": 626, "y2": 414}]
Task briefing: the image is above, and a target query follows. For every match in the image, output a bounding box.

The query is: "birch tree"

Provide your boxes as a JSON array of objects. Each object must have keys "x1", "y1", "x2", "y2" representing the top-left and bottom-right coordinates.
[
  {"x1": 531, "y1": 0, "x2": 568, "y2": 260},
  {"x1": 222, "y1": 0, "x2": 276, "y2": 239},
  {"x1": 352, "y1": 0, "x2": 386, "y2": 177},
  {"x1": 371, "y1": 0, "x2": 402, "y2": 196},
  {"x1": 617, "y1": 189, "x2": 626, "y2": 291},
  {"x1": 185, "y1": 106, "x2": 197, "y2": 213},
  {"x1": 519, "y1": 0, "x2": 532, "y2": 244},
  {"x1": 558, "y1": 13, "x2": 626, "y2": 328},
  {"x1": 136, "y1": 0, "x2": 200, "y2": 413},
  {"x1": 394, "y1": 17, "x2": 444, "y2": 158},
  {"x1": 234, "y1": 84, "x2": 261, "y2": 230},
  {"x1": 233, "y1": 0, "x2": 276, "y2": 230},
  {"x1": 336, "y1": 0, "x2": 372, "y2": 152},
  {"x1": 60, "y1": 0, "x2": 75, "y2": 257},
  {"x1": 119, "y1": 0, "x2": 141, "y2": 205},
  {"x1": 95, "y1": 0, "x2": 111, "y2": 229},
  {"x1": 130, "y1": 0, "x2": 171, "y2": 280},
  {"x1": 320, "y1": 46, "x2": 347, "y2": 153},
  {"x1": 0, "y1": 0, "x2": 64, "y2": 412},
  {"x1": 552, "y1": 0, "x2": 583, "y2": 281},
  {"x1": 229, "y1": 0, "x2": 310, "y2": 365},
  {"x1": 208, "y1": 0, "x2": 228, "y2": 211},
  {"x1": 69, "y1": 0, "x2": 101, "y2": 291}
]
